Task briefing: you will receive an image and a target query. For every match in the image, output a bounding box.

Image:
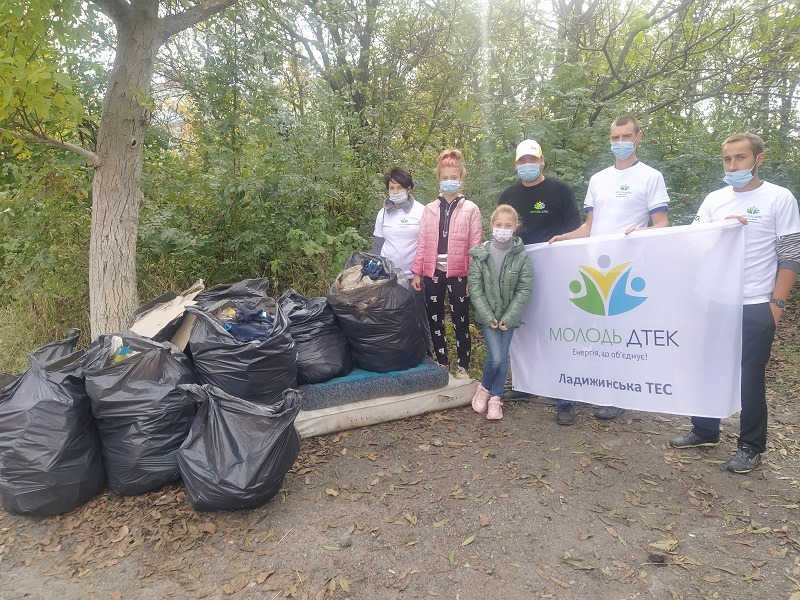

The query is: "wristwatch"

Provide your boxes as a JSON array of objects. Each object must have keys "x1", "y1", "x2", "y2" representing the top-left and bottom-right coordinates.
[{"x1": 770, "y1": 297, "x2": 787, "y2": 309}]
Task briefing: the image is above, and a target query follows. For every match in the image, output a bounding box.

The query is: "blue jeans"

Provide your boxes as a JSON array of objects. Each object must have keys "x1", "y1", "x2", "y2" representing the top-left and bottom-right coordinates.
[{"x1": 481, "y1": 326, "x2": 515, "y2": 397}]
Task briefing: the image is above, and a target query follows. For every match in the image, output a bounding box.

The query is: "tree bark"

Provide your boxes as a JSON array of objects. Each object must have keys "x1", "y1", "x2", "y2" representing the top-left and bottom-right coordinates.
[
  {"x1": 89, "y1": 5, "x2": 160, "y2": 337},
  {"x1": 88, "y1": 0, "x2": 236, "y2": 338}
]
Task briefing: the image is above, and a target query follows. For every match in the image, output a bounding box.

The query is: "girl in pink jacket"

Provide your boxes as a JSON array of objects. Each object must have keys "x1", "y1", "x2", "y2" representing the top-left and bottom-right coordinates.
[{"x1": 411, "y1": 149, "x2": 483, "y2": 377}]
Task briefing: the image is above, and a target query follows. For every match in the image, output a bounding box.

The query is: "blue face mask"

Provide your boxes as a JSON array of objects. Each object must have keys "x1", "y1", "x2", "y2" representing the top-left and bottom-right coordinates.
[
  {"x1": 723, "y1": 165, "x2": 756, "y2": 188},
  {"x1": 439, "y1": 179, "x2": 461, "y2": 195},
  {"x1": 388, "y1": 191, "x2": 408, "y2": 204},
  {"x1": 610, "y1": 141, "x2": 635, "y2": 160},
  {"x1": 517, "y1": 163, "x2": 541, "y2": 182}
]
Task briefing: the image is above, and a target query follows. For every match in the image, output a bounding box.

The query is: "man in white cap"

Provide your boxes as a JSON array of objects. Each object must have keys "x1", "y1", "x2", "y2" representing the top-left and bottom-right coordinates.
[
  {"x1": 549, "y1": 114, "x2": 670, "y2": 420},
  {"x1": 499, "y1": 140, "x2": 581, "y2": 247},
  {"x1": 499, "y1": 138, "x2": 581, "y2": 424}
]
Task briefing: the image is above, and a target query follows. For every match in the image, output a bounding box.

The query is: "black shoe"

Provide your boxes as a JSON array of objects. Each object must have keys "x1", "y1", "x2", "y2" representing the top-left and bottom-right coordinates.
[
  {"x1": 724, "y1": 447, "x2": 761, "y2": 474},
  {"x1": 669, "y1": 431, "x2": 720, "y2": 449},
  {"x1": 594, "y1": 406, "x2": 623, "y2": 420},
  {"x1": 556, "y1": 403, "x2": 575, "y2": 426}
]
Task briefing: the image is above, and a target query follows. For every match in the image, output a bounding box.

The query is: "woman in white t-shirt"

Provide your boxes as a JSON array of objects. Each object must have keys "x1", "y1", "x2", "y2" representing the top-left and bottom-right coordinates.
[{"x1": 371, "y1": 168, "x2": 425, "y2": 280}]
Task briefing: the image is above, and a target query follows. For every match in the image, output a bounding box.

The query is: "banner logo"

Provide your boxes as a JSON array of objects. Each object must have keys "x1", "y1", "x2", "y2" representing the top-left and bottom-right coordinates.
[{"x1": 569, "y1": 255, "x2": 647, "y2": 316}]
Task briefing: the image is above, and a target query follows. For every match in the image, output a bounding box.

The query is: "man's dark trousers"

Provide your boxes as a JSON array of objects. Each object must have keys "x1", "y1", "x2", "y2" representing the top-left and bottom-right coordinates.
[{"x1": 691, "y1": 302, "x2": 775, "y2": 453}]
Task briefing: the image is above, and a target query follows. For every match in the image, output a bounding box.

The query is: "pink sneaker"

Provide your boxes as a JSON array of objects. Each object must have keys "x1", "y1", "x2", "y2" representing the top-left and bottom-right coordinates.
[
  {"x1": 471, "y1": 384, "x2": 490, "y2": 414},
  {"x1": 486, "y1": 396, "x2": 503, "y2": 420}
]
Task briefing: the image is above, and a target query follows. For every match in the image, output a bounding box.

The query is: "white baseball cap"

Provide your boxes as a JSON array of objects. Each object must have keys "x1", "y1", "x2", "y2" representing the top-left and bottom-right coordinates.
[{"x1": 515, "y1": 139, "x2": 543, "y2": 161}]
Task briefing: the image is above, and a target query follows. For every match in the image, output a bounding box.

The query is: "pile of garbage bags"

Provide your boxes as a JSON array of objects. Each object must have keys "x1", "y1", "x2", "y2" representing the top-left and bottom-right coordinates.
[{"x1": 0, "y1": 255, "x2": 431, "y2": 515}]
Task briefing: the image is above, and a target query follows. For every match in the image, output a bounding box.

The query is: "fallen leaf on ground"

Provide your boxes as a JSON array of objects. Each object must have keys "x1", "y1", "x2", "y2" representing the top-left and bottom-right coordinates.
[
  {"x1": 257, "y1": 570, "x2": 274, "y2": 584},
  {"x1": 222, "y1": 577, "x2": 248, "y2": 595},
  {"x1": 562, "y1": 552, "x2": 595, "y2": 570},
  {"x1": 198, "y1": 522, "x2": 216, "y2": 534},
  {"x1": 606, "y1": 526, "x2": 627, "y2": 546},
  {"x1": 743, "y1": 568, "x2": 762, "y2": 581},
  {"x1": 109, "y1": 526, "x2": 129, "y2": 544},
  {"x1": 649, "y1": 538, "x2": 679, "y2": 553}
]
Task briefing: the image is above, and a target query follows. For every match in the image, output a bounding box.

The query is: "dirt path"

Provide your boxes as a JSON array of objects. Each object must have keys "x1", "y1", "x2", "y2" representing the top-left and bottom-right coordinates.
[{"x1": 2, "y1": 302, "x2": 799, "y2": 600}]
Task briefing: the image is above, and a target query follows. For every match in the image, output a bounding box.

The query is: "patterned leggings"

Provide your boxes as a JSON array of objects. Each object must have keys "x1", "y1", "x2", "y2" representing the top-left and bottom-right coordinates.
[{"x1": 423, "y1": 271, "x2": 471, "y2": 370}]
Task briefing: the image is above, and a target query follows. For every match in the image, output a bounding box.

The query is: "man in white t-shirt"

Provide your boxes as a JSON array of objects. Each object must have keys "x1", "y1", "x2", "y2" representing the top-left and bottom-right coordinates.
[
  {"x1": 670, "y1": 132, "x2": 800, "y2": 473},
  {"x1": 549, "y1": 114, "x2": 670, "y2": 419},
  {"x1": 372, "y1": 168, "x2": 425, "y2": 280}
]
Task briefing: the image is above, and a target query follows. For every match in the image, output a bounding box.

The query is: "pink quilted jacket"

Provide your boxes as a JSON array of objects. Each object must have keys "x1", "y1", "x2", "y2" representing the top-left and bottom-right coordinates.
[{"x1": 411, "y1": 197, "x2": 483, "y2": 278}]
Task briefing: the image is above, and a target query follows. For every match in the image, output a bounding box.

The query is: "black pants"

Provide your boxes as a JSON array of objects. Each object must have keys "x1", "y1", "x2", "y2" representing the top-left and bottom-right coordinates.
[
  {"x1": 692, "y1": 303, "x2": 775, "y2": 453},
  {"x1": 423, "y1": 271, "x2": 470, "y2": 370}
]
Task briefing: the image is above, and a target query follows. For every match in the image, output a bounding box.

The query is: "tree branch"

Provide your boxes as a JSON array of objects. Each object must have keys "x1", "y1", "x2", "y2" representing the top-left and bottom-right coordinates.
[
  {"x1": 91, "y1": 0, "x2": 131, "y2": 25},
  {"x1": 160, "y1": 0, "x2": 238, "y2": 39},
  {"x1": 0, "y1": 127, "x2": 101, "y2": 167}
]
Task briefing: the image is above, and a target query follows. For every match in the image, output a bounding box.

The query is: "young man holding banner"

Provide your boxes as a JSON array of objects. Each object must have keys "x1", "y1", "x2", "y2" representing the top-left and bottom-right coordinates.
[
  {"x1": 670, "y1": 133, "x2": 800, "y2": 474},
  {"x1": 549, "y1": 115, "x2": 670, "y2": 419}
]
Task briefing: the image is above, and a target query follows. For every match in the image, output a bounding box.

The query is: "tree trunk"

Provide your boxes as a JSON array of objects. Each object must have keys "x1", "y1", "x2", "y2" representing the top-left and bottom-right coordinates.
[{"x1": 89, "y1": 8, "x2": 160, "y2": 337}]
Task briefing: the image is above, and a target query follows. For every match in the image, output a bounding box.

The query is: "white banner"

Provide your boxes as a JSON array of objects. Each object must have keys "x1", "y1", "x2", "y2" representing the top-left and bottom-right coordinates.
[{"x1": 510, "y1": 221, "x2": 744, "y2": 417}]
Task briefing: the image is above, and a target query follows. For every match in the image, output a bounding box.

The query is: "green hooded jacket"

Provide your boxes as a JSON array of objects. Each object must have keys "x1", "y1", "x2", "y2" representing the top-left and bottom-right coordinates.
[{"x1": 468, "y1": 237, "x2": 533, "y2": 328}]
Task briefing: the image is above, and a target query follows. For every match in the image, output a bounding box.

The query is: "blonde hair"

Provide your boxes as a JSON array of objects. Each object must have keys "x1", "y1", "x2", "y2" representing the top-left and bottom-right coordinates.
[
  {"x1": 723, "y1": 132, "x2": 764, "y2": 156},
  {"x1": 434, "y1": 148, "x2": 466, "y2": 179},
  {"x1": 491, "y1": 204, "x2": 519, "y2": 226}
]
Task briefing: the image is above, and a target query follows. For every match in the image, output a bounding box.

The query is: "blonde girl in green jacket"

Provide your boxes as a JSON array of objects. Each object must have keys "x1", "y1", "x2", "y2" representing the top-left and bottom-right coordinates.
[{"x1": 468, "y1": 204, "x2": 533, "y2": 420}]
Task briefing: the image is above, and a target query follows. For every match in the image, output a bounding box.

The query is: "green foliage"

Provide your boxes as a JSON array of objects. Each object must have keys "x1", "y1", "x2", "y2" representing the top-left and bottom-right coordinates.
[
  {"x1": 0, "y1": 147, "x2": 91, "y2": 371},
  {"x1": 0, "y1": 0, "x2": 88, "y2": 144}
]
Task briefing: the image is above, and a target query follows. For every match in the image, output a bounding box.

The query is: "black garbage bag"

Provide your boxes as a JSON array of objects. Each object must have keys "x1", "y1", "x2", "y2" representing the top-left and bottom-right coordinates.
[
  {"x1": 327, "y1": 252, "x2": 427, "y2": 372},
  {"x1": 84, "y1": 333, "x2": 197, "y2": 496},
  {"x1": 187, "y1": 298, "x2": 296, "y2": 403},
  {"x1": 278, "y1": 289, "x2": 351, "y2": 384},
  {"x1": 177, "y1": 384, "x2": 301, "y2": 511},
  {"x1": 0, "y1": 330, "x2": 105, "y2": 516},
  {"x1": 194, "y1": 278, "x2": 270, "y2": 312}
]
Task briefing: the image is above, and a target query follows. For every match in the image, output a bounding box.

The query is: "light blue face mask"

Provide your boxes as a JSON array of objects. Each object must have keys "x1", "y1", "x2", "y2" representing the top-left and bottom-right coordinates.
[
  {"x1": 439, "y1": 179, "x2": 461, "y2": 195},
  {"x1": 610, "y1": 141, "x2": 635, "y2": 160},
  {"x1": 723, "y1": 165, "x2": 756, "y2": 188},
  {"x1": 388, "y1": 192, "x2": 408, "y2": 204},
  {"x1": 517, "y1": 163, "x2": 541, "y2": 182}
]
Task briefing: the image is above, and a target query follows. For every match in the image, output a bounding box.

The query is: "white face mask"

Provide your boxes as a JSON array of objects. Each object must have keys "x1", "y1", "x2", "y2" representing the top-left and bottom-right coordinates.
[
  {"x1": 492, "y1": 227, "x2": 514, "y2": 243},
  {"x1": 388, "y1": 191, "x2": 408, "y2": 204}
]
